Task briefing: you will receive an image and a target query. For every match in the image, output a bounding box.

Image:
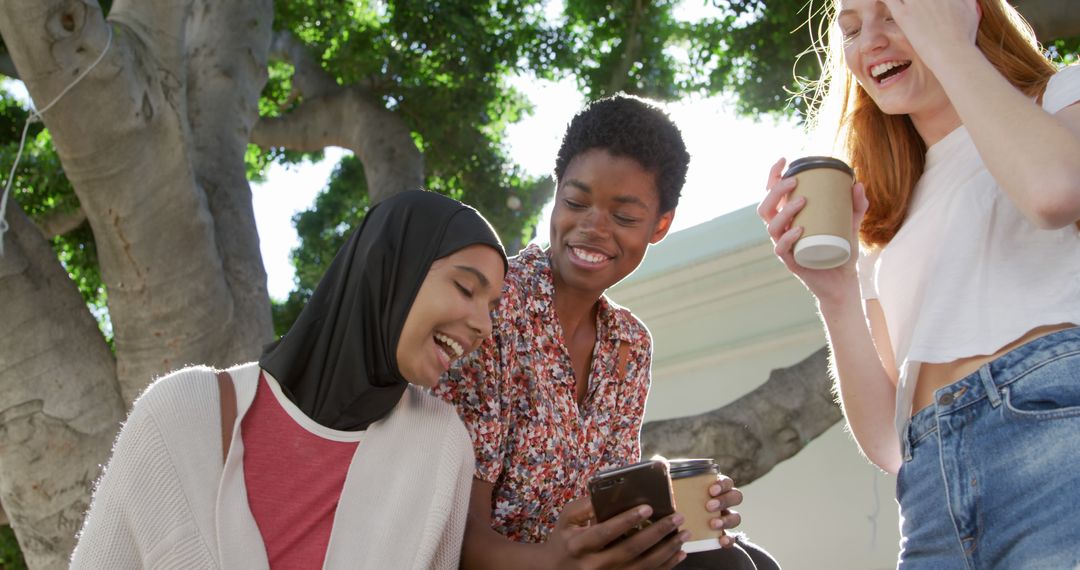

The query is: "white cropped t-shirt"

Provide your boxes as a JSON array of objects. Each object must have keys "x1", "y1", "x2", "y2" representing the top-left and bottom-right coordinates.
[{"x1": 857, "y1": 65, "x2": 1080, "y2": 438}]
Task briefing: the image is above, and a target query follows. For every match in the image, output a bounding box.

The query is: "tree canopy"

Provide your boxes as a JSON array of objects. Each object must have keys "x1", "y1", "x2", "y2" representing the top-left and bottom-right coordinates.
[{"x1": 8, "y1": 1, "x2": 1077, "y2": 340}]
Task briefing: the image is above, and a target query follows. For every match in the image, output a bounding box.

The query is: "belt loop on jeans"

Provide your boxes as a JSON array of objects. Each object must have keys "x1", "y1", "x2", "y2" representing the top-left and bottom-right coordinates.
[
  {"x1": 978, "y1": 365, "x2": 1001, "y2": 408},
  {"x1": 901, "y1": 421, "x2": 913, "y2": 462}
]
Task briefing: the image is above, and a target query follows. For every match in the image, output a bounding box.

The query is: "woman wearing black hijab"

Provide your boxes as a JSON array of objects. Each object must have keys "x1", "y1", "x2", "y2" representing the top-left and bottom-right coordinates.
[{"x1": 72, "y1": 191, "x2": 508, "y2": 570}]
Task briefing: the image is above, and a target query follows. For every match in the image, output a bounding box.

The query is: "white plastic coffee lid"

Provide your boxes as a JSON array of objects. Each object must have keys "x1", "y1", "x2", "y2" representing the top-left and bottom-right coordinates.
[
  {"x1": 682, "y1": 538, "x2": 723, "y2": 553},
  {"x1": 794, "y1": 235, "x2": 851, "y2": 269}
]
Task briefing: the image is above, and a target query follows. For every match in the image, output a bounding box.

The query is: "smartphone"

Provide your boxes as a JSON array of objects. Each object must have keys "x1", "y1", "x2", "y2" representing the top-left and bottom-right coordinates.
[{"x1": 587, "y1": 459, "x2": 676, "y2": 528}]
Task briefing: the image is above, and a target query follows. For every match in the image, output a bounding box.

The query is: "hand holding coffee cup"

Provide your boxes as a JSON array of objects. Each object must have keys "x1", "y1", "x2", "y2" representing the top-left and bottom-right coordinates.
[
  {"x1": 781, "y1": 156, "x2": 855, "y2": 270},
  {"x1": 668, "y1": 458, "x2": 739, "y2": 553}
]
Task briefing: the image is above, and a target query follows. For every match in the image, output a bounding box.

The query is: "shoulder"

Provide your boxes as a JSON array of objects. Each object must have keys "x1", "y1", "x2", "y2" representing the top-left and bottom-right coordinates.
[
  {"x1": 128, "y1": 362, "x2": 259, "y2": 442},
  {"x1": 857, "y1": 246, "x2": 882, "y2": 299},
  {"x1": 1043, "y1": 65, "x2": 1080, "y2": 114},
  {"x1": 486, "y1": 244, "x2": 553, "y2": 333},
  {"x1": 1049, "y1": 64, "x2": 1080, "y2": 88},
  {"x1": 134, "y1": 362, "x2": 259, "y2": 410},
  {"x1": 604, "y1": 296, "x2": 653, "y2": 347},
  {"x1": 131, "y1": 365, "x2": 218, "y2": 417},
  {"x1": 101, "y1": 365, "x2": 237, "y2": 495},
  {"x1": 381, "y1": 387, "x2": 475, "y2": 473},
  {"x1": 500, "y1": 245, "x2": 545, "y2": 298},
  {"x1": 402, "y1": 387, "x2": 472, "y2": 444}
]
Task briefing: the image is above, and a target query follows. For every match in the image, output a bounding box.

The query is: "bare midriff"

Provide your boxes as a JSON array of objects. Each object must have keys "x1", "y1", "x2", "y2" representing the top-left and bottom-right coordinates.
[{"x1": 912, "y1": 322, "x2": 1076, "y2": 414}]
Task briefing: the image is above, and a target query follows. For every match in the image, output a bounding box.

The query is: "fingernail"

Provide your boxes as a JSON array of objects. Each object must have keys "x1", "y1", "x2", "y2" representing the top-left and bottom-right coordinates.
[
  {"x1": 706, "y1": 500, "x2": 720, "y2": 511},
  {"x1": 679, "y1": 530, "x2": 692, "y2": 542},
  {"x1": 678, "y1": 551, "x2": 688, "y2": 562},
  {"x1": 712, "y1": 519, "x2": 725, "y2": 530},
  {"x1": 672, "y1": 514, "x2": 685, "y2": 526},
  {"x1": 638, "y1": 505, "x2": 652, "y2": 518}
]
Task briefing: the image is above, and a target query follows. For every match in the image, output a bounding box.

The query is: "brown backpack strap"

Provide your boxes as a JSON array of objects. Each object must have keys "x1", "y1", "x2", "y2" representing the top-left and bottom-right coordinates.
[
  {"x1": 616, "y1": 342, "x2": 631, "y2": 381},
  {"x1": 216, "y1": 371, "x2": 237, "y2": 465}
]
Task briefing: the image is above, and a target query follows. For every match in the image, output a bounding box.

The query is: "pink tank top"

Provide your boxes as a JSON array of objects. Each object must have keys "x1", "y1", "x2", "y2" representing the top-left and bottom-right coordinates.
[{"x1": 241, "y1": 373, "x2": 361, "y2": 568}]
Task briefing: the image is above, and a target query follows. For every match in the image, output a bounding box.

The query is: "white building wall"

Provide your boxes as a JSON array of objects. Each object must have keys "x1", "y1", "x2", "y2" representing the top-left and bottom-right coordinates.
[{"x1": 608, "y1": 205, "x2": 901, "y2": 569}]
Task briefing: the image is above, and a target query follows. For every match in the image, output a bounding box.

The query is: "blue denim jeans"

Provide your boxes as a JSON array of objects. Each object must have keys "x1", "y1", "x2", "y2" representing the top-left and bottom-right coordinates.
[{"x1": 897, "y1": 327, "x2": 1080, "y2": 569}]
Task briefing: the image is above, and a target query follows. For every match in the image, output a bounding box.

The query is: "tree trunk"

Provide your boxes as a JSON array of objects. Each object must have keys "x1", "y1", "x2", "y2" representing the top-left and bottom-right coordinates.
[
  {"x1": 0, "y1": 202, "x2": 124, "y2": 569},
  {"x1": 642, "y1": 346, "x2": 842, "y2": 486},
  {"x1": 0, "y1": 0, "x2": 272, "y2": 404},
  {"x1": 0, "y1": 0, "x2": 272, "y2": 565}
]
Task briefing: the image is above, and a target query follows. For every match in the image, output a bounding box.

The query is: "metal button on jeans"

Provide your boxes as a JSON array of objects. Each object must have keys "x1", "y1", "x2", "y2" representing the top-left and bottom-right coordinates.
[{"x1": 938, "y1": 392, "x2": 955, "y2": 406}]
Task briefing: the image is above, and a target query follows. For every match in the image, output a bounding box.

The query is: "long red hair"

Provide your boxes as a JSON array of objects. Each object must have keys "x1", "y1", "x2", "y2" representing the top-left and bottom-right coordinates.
[{"x1": 804, "y1": 0, "x2": 1058, "y2": 247}]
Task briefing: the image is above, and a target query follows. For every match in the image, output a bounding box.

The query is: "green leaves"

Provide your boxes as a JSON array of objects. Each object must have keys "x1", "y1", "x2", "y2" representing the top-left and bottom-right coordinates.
[
  {"x1": 1049, "y1": 35, "x2": 1080, "y2": 64},
  {"x1": 4, "y1": 0, "x2": 1077, "y2": 341}
]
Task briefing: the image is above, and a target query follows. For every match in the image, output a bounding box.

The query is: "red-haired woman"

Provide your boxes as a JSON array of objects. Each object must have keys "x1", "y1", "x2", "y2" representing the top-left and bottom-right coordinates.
[{"x1": 758, "y1": 0, "x2": 1080, "y2": 566}]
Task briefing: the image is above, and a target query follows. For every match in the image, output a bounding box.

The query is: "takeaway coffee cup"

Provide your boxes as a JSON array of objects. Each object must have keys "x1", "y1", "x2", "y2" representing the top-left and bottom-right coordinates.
[
  {"x1": 668, "y1": 458, "x2": 723, "y2": 553},
  {"x1": 782, "y1": 156, "x2": 855, "y2": 269}
]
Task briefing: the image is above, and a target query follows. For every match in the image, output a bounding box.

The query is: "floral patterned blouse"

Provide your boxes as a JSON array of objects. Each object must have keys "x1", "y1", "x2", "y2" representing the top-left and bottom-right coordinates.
[{"x1": 435, "y1": 244, "x2": 653, "y2": 543}]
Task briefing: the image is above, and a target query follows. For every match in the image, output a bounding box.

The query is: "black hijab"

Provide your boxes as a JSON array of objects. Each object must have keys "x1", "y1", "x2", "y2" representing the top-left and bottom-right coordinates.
[{"x1": 259, "y1": 190, "x2": 506, "y2": 431}]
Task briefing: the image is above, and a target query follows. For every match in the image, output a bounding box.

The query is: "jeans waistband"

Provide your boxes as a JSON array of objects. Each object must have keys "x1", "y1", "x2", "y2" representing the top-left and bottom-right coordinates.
[{"x1": 904, "y1": 326, "x2": 1080, "y2": 453}]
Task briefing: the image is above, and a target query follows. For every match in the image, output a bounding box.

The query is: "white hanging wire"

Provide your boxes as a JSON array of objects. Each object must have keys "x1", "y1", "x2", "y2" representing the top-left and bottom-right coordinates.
[{"x1": 0, "y1": 24, "x2": 113, "y2": 256}]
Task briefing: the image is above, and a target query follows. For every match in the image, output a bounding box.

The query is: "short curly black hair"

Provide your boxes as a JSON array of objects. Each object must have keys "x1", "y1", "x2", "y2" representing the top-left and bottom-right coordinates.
[{"x1": 554, "y1": 94, "x2": 689, "y2": 213}]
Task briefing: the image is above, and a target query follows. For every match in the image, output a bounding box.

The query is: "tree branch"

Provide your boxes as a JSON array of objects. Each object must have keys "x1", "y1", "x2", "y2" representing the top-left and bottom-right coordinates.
[
  {"x1": 184, "y1": 0, "x2": 276, "y2": 361},
  {"x1": 642, "y1": 346, "x2": 843, "y2": 486},
  {"x1": 253, "y1": 32, "x2": 423, "y2": 204},
  {"x1": 606, "y1": 0, "x2": 647, "y2": 95},
  {"x1": 1016, "y1": 0, "x2": 1080, "y2": 43},
  {"x1": 34, "y1": 207, "x2": 87, "y2": 239},
  {"x1": 269, "y1": 30, "x2": 340, "y2": 100},
  {"x1": 0, "y1": 52, "x2": 18, "y2": 79}
]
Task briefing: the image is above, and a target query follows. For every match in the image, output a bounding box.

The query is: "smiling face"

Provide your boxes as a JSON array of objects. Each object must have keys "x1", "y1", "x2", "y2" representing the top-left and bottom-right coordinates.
[
  {"x1": 548, "y1": 148, "x2": 673, "y2": 299},
  {"x1": 837, "y1": 0, "x2": 952, "y2": 122},
  {"x1": 395, "y1": 244, "x2": 505, "y2": 388}
]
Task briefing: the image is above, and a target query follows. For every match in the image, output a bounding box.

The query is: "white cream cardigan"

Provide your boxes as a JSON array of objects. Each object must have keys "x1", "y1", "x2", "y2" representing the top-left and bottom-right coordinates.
[{"x1": 71, "y1": 362, "x2": 474, "y2": 569}]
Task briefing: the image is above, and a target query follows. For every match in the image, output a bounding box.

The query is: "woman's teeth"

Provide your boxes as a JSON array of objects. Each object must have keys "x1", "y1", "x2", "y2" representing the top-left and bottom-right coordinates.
[
  {"x1": 572, "y1": 247, "x2": 608, "y2": 264},
  {"x1": 434, "y1": 332, "x2": 463, "y2": 358},
  {"x1": 871, "y1": 61, "x2": 910, "y2": 80}
]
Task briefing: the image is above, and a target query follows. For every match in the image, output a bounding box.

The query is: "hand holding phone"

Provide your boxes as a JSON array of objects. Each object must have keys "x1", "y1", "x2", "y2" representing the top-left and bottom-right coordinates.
[
  {"x1": 543, "y1": 495, "x2": 687, "y2": 569},
  {"x1": 587, "y1": 459, "x2": 676, "y2": 529}
]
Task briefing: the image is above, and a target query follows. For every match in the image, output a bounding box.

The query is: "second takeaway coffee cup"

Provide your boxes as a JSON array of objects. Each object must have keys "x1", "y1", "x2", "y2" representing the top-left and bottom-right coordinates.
[
  {"x1": 668, "y1": 458, "x2": 723, "y2": 553},
  {"x1": 782, "y1": 156, "x2": 855, "y2": 269}
]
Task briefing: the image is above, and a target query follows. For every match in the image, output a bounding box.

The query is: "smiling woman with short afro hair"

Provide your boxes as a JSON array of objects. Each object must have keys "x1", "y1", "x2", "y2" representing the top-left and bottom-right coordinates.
[{"x1": 554, "y1": 94, "x2": 690, "y2": 214}]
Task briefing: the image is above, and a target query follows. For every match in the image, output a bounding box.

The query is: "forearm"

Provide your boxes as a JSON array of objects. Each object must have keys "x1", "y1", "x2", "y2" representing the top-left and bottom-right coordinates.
[
  {"x1": 817, "y1": 284, "x2": 901, "y2": 472},
  {"x1": 461, "y1": 477, "x2": 556, "y2": 570},
  {"x1": 460, "y1": 518, "x2": 549, "y2": 570},
  {"x1": 932, "y1": 46, "x2": 1080, "y2": 228}
]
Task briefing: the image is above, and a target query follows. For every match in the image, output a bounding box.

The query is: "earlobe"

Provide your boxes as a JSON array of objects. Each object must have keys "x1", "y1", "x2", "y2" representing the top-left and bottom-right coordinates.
[{"x1": 650, "y1": 210, "x2": 675, "y2": 244}]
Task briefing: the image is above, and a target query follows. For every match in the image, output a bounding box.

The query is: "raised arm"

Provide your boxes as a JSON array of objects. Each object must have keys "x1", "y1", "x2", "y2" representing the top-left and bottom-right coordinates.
[{"x1": 884, "y1": 0, "x2": 1080, "y2": 228}]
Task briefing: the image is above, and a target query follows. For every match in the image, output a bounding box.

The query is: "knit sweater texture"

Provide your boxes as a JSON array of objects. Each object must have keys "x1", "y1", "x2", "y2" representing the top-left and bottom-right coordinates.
[{"x1": 70, "y1": 362, "x2": 474, "y2": 569}]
